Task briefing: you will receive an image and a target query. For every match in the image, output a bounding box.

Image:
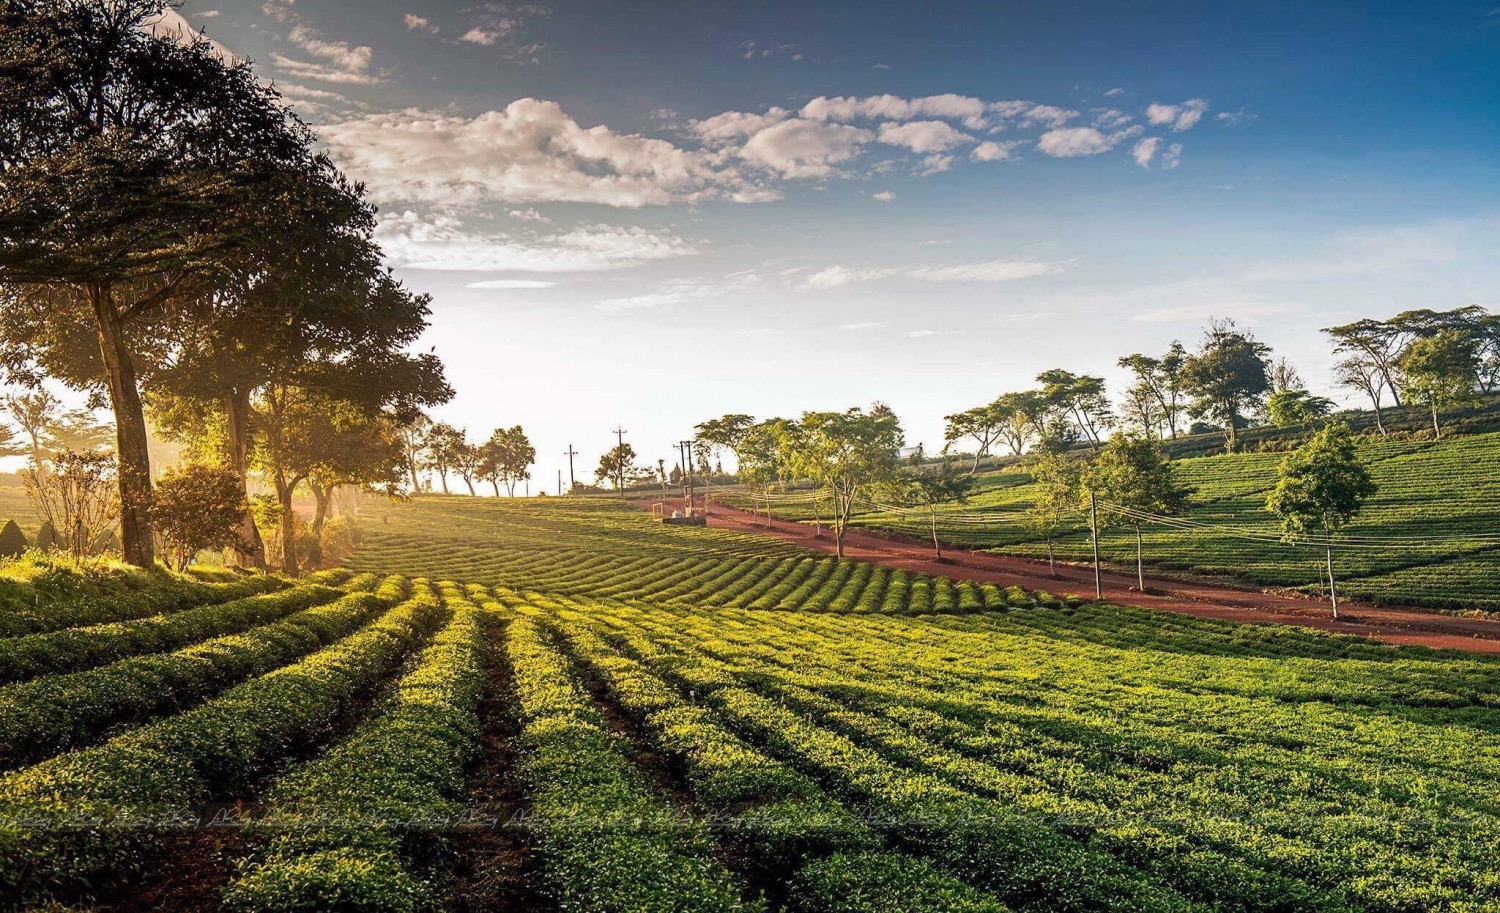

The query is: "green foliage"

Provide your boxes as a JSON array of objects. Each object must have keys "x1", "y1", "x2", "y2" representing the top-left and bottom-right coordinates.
[
  {"x1": 1084, "y1": 433, "x2": 1191, "y2": 527},
  {"x1": 1266, "y1": 422, "x2": 1377, "y2": 541},
  {"x1": 0, "y1": 520, "x2": 25, "y2": 558},
  {"x1": 1266, "y1": 389, "x2": 1336, "y2": 428},
  {"x1": 1181, "y1": 320, "x2": 1272, "y2": 451},
  {"x1": 150, "y1": 464, "x2": 250, "y2": 569}
]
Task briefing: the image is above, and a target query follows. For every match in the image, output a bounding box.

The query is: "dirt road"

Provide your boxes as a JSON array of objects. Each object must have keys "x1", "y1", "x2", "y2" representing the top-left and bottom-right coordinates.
[{"x1": 654, "y1": 500, "x2": 1500, "y2": 656}]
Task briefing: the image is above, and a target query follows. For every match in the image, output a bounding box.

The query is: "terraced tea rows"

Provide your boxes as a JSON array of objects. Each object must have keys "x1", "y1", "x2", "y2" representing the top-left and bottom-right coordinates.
[{"x1": 4, "y1": 496, "x2": 1500, "y2": 911}]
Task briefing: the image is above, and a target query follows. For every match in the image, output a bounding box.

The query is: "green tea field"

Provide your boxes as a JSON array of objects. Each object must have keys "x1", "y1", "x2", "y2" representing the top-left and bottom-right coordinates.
[{"x1": 6, "y1": 497, "x2": 1500, "y2": 912}]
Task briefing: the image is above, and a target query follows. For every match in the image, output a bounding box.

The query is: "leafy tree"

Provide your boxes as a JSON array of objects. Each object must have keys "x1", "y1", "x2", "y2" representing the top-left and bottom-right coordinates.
[
  {"x1": 1118, "y1": 342, "x2": 1188, "y2": 438},
  {"x1": 1268, "y1": 357, "x2": 1305, "y2": 394},
  {"x1": 150, "y1": 464, "x2": 248, "y2": 570},
  {"x1": 0, "y1": 519, "x2": 26, "y2": 558},
  {"x1": 1036, "y1": 370, "x2": 1114, "y2": 449},
  {"x1": 478, "y1": 426, "x2": 535, "y2": 497},
  {"x1": 694, "y1": 413, "x2": 755, "y2": 470},
  {"x1": 792, "y1": 404, "x2": 904, "y2": 558},
  {"x1": 452, "y1": 435, "x2": 482, "y2": 496},
  {"x1": 1181, "y1": 320, "x2": 1272, "y2": 452},
  {"x1": 1083, "y1": 433, "x2": 1190, "y2": 592},
  {"x1": 1022, "y1": 448, "x2": 1079, "y2": 577},
  {"x1": 1399, "y1": 328, "x2": 1480, "y2": 438},
  {"x1": 1265, "y1": 422, "x2": 1376, "y2": 618},
  {"x1": 993, "y1": 390, "x2": 1048, "y2": 456},
  {"x1": 396, "y1": 413, "x2": 432, "y2": 493},
  {"x1": 595, "y1": 443, "x2": 641, "y2": 495},
  {"x1": 33, "y1": 520, "x2": 56, "y2": 551},
  {"x1": 891, "y1": 452, "x2": 973, "y2": 559},
  {"x1": 420, "y1": 423, "x2": 468, "y2": 495},
  {"x1": 3, "y1": 389, "x2": 60, "y2": 463},
  {"x1": 303, "y1": 411, "x2": 405, "y2": 563},
  {"x1": 737, "y1": 418, "x2": 796, "y2": 520},
  {"x1": 942, "y1": 403, "x2": 1004, "y2": 472},
  {"x1": 0, "y1": 0, "x2": 328, "y2": 566},
  {"x1": 1323, "y1": 318, "x2": 1406, "y2": 408},
  {"x1": 1266, "y1": 389, "x2": 1336, "y2": 429}
]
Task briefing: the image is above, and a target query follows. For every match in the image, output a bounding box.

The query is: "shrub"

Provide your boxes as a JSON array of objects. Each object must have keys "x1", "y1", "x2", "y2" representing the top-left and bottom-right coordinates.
[{"x1": 0, "y1": 521, "x2": 26, "y2": 558}]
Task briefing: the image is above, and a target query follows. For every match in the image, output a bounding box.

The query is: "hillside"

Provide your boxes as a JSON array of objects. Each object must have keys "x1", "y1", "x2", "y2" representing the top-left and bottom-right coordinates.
[{"x1": 730, "y1": 427, "x2": 1500, "y2": 612}]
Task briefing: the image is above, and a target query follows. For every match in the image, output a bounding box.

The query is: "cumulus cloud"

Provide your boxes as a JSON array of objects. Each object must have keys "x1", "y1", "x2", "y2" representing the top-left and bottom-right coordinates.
[
  {"x1": 877, "y1": 120, "x2": 974, "y2": 153},
  {"x1": 375, "y1": 211, "x2": 695, "y2": 272},
  {"x1": 971, "y1": 140, "x2": 1022, "y2": 163},
  {"x1": 404, "y1": 14, "x2": 438, "y2": 33},
  {"x1": 1132, "y1": 136, "x2": 1160, "y2": 168},
  {"x1": 803, "y1": 259, "x2": 1059, "y2": 289},
  {"x1": 738, "y1": 119, "x2": 874, "y2": 178},
  {"x1": 1146, "y1": 99, "x2": 1209, "y2": 132},
  {"x1": 799, "y1": 94, "x2": 1076, "y2": 132},
  {"x1": 1161, "y1": 142, "x2": 1183, "y2": 169},
  {"x1": 691, "y1": 107, "x2": 791, "y2": 145},
  {"x1": 280, "y1": 24, "x2": 377, "y2": 82},
  {"x1": 873, "y1": 191, "x2": 895, "y2": 202},
  {"x1": 1036, "y1": 127, "x2": 1115, "y2": 157},
  {"x1": 322, "y1": 100, "x2": 770, "y2": 207}
]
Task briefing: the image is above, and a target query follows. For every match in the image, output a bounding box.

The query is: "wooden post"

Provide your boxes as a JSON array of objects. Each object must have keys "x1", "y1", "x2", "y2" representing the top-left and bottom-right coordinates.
[
  {"x1": 1089, "y1": 490, "x2": 1102, "y2": 601},
  {"x1": 1327, "y1": 544, "x2": 1339, "y2": 619}
]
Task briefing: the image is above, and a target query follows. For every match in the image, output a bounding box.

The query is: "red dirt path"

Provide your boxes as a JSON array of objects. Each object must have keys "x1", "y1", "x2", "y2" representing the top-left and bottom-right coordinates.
[{"x1": 640, "y1": 499, "x2": 1500, "y2": 656}]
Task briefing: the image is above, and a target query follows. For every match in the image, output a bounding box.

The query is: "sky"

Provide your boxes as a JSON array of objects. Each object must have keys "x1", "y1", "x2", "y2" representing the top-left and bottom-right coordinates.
[{"x1": 160, "y1": 0, "x2": 1498, "y2": 488}]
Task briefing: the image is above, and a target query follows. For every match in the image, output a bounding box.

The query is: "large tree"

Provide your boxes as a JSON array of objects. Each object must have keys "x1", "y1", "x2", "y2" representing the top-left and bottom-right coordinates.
[
  {"x1": 891, "y1": 452, "x2": 973, "y2": 560},
  {"x1": 1399, "y1": 328, "x2": 1480, "y2": 438},
  {"x1": 1083, "y1": 433, "x2": 1191, "y2": 593},
  {"x1": 0, "y1": 0, "x2": 325, "y2": 565},
  {"x1": 1265, "y1": 422, "x2": 1375, "y2": 618},
  {"x1": 478, "y1": 425, "x2": 535, "y2": 497},
  {"x1": 421, "y1": 422, "x2": 468, "y2": 495},
  {"x1": 1036, "y1": 370, "x2": 1114, "y2": 450},
  {"x1": 1118, "y1": 341, "x2": 1188, "y2": 438},
  {"x1": 792, "y1": 404, "x2": 904, "y2": 558},
  {"x1": 942, "y1": 402, "x2": 1004, "y2": 472},
  {"x1": 1181, "y1": 320, "x2": 1272, "y2": 452}
]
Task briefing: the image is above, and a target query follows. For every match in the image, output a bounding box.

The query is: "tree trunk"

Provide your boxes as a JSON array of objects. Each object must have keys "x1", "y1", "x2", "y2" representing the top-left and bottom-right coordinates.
[
  {"x1": 1135, "y1": 523, "x2": 1145, "y2": 592},
  {"x1": 90, "y1": 284, "x2": 153, "y2": 567},
  {"x1": 1326, "y1": 544, "x2": 1339, "y2": 619},
  {"x1": 930, "y1": 505, "x2": 941, "y2": 559},
  {"x1": 406, "y1": 454, "x2": 420, "y2": 492},
  {"x1": 223, "y1": 387, "x2": 265, "y2": 569},
  {"x1": 307, "y1": 482, "x2": 331, "y2": 569},
  {"x1": 438, "y1": 472, "x2": 449, "y2": 495},
  {"x1": 1224, "y1": 409, "x2": 1239, "y2": 453},
  {"x1": 1371, "y1": 398, "x2": 1386, "y2": 437},
  {"x1": 1430, "y1": 399, "x2": 1441, "y2": 438},
  {"x1": 463, "y1": 476, "x2": 476, "y2": 496},
  {"x1": 276, "y1": 477, "x2": 299, "y2": 576},
  {"x1": 491, "y1": 479, "x2": 500, "y2": 498}
]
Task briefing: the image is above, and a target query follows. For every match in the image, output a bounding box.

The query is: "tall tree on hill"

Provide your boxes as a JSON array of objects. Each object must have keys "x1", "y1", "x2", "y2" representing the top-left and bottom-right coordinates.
[
  {"x1": 1181, "y1": 319, "x2": 1272, "y2": 452},
  {"x1": 1083, "y1": 433, "x2": 1191, "y2": 593},
  {"x1": 793, "y1": 404, "x2": 904, "y2": 559},
  {"x1": 397, "y1": 413, "x2": 432, "y2": 492},
  {"x1": 1323, "y1": 319, "x2": 1407, "y2": 409},
  {"x1": 1118, "y1": 342, "x2": 1188, "y2": 438},
  {"x1": 1399, "y1": 329, "x2": 1481, "y2": 438},
  {"x1": 1022, "y1": 447, "x2": 1080, "y2": 578},
  {"x1": 1037, "y1": 370, "x2": 1114, "y2": 450},
  {"x1": 596, "y1": 443, "x2": 641, "y2": 495},
  {"x1": 1266, "y1": 422, "x2": 1375, "y2": 619},
  {"x1": 994, "y1": 390, "x2": 1047, "y2": 456},
  {"x1": 1332, "y1": 356, "x2": 1390, "y2": 436},
  {"x1": 694, "y1": 413, "x2": 755, "y2": 474},
  {"x1": 0, "y1": 0, "x2": 327, "y2": 566},
  {"x1": 942, "y1": 402, "x2": 1004, "y2": 472}
]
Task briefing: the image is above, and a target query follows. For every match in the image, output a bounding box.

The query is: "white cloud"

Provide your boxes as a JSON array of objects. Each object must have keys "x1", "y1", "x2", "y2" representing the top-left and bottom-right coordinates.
[
  {"x1": 507, "y1": 207, "x2": 551, "y2": 222},
  {"x1": 873, "y1": 191, "x2": 895, "y2": 202},
  {"x1": 375, "y1": 211, "x2": 695, "y2": 272},
  {"x1": 1036, "y1": 127, "x2": 1115, "y2": 157},
  {"x1": 971, "y1": 140, "x2": 1022, "y2": 163},
  {"x1": 146, "y1": 8, "x2": 235, "y2": 60},
  {"x1": 465, "y1": 279, "x2": 557, "y2": 289},
  {"x1": 916, "y1": 153, "x2": 955, "y2": 176},
  {"x1": 596, "y1": 271, "x2": 761, "y2": 312},
  {"x1": 691, "y1": 107, "x2": 791, "y2": 145},
  {"x1": 460, "y1": 27, "x2": 501, "y2": 44},
  {"x1": 840, "y1": 322, "x2": 886, "y2": 330},
  {"x1": 1216, "y1": 107, "x2": 1256, "y2": 127},
  {"x1": 799, "y1": 94, "x2": 1076, "y2": 132},
  {"x1": 1104, "y1": 87, "x2": 1125, "y2": 97},
  {"x1": 285, "y1": 24, "x2": 375, "y2": 78},
  {"x1": 1146, "y1": 99, "x2": 1209, "y2": 132},
  {"x1": 271, "y1": 53, "x2": 380, "y2": 85},
  {"x1": 322, "y1": 100, "x2": 768, "y2": 207},
  {"x1": 804, "y1": 259, "x2": 1059, "y2": 289},
  {"x1": 738, "y1": 119, "x2": 874, "y2": 179},
  {"x1": 404, "y1": 14, "x2": 438, "y2": 33},
  {"x1": 1132, "y1": 136, "x2": 1160, "y2": 168},
  {"x1": 1161, "y1": 142, "x2": 1183, "y2": 169},
  {"x1": 877, "y1": 120, "x2": 974, "y2": 153}
]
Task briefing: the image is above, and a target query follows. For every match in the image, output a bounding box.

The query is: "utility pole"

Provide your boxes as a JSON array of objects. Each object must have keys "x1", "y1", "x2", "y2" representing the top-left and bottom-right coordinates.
[
  {"x1": 612, "y1": 427, "x2": 628, "y2": 498},
  {"x1": 679, "y1": 440, "x2": 696, "y2": 514},
  {"x1": 563, "y1": 445, "x2": 578, "y2": 494},
  {"x1": 557, "y1": 469, "x2": 562, "y2": 497},
  {"x1": 1089, "y1": 489, "x2": 1102, "y2": 601}
]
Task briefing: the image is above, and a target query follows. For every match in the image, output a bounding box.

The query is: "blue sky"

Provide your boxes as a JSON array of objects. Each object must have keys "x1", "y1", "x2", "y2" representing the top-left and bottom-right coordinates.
[{"x1": 166, "y1": 0, "x2": 1498, "y2": 486}]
